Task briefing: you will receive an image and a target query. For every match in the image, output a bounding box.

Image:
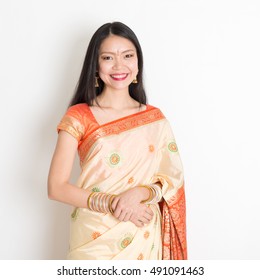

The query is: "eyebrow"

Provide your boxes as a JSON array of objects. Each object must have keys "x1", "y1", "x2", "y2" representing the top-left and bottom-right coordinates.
[{"x1": 99, "y1": 49, "x2": 136, "y2": 55}]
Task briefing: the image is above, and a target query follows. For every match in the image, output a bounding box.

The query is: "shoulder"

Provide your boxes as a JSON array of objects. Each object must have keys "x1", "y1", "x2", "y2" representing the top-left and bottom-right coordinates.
[
  {"x1": 63, "y1": 103, "x2": 96, "y2": 124},
  {"x1": 66, "y1": 103, "x2": 89, "y2": 117},
  {"x1": 58, "y1": 103, "x2": 94, "y2": 142}
]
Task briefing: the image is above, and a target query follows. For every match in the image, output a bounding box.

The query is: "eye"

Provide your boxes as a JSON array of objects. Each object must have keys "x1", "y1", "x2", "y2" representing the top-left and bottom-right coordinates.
[
  {"x1": 101, "y1": 56, "x2": 113, "y2": 60},
  {"x1": 125, "y1": 53, "x2": 134, "y2": 59}
]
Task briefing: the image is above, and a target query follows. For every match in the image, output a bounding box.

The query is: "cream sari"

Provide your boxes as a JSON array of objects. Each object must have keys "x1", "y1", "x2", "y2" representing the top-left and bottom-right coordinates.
[{"x1": 57, "y1": 103, "x2": 187, "y2": 260}]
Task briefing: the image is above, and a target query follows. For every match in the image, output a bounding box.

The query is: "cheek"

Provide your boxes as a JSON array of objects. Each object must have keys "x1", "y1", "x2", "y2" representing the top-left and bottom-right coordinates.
[
  {"x1": 98, "y1": 71, "x2": 109, "y2": 83},
  {"x1": 129, "y1": 60, "x2": 139, "y2": 73},
  {"x1": 98, "y1": 62, "x2": 108, "y2": 74},
  {"x1": 98, "y1": 64, "x2": 111, "y2": 81}
]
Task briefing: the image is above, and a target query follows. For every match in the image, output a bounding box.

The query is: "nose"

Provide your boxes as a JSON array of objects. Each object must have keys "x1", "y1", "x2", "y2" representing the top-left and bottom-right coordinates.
[{"x1": 112, "y1": 57, "x2": 123, "y2": 70}]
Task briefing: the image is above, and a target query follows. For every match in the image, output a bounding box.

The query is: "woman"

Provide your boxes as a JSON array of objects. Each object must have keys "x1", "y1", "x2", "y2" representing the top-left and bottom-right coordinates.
[{"x1": 48, "y1": 22, "x2": 187, "y2": 260}]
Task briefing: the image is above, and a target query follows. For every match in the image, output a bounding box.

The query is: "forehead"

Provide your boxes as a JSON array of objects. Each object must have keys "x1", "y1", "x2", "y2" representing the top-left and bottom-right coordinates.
[{"x1": 99, "y1": 35, "x2": 136, "y2": 54}]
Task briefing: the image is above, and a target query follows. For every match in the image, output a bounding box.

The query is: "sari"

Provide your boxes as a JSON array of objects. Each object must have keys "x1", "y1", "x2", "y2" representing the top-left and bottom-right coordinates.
[{"x1": 57, "y1": 103, "x2": 187, "y2": 260}]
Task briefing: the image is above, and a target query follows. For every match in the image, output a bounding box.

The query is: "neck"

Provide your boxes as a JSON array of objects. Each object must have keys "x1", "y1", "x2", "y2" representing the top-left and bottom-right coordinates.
[{"x1": 96, "y1": 88, "x2": 137, "y2": 110}]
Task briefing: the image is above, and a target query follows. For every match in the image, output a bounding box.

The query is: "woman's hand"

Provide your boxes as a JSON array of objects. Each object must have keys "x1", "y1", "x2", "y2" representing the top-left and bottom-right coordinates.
[
  {"x1": 111, "y1": 187, "x2": 154, "y2": 227},
  {"x1": 128, "y1": 204, "x2": 153, "y2": 227}
]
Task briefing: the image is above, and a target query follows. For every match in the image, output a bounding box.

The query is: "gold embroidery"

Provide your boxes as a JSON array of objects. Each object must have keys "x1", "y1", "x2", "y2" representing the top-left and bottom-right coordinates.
[
  {"x1": 57, "y1": 115, "x2": 85, "y2": 142},
  {"x1": 161, "y1": 186, "x2": 187, "y2": 260}
]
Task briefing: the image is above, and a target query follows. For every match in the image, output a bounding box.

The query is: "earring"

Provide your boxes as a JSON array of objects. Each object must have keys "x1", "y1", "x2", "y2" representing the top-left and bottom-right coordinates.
[
  {"x1": 132, "y1": 77, "x2": 138, "y2": 84},
  {"x1": 95, "y1": 76, "x2": 99, "y2": 88}
]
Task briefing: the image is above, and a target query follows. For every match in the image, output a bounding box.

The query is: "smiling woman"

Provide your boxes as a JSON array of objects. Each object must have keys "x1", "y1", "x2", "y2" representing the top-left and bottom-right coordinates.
[
  {"x1": 48, "y1": 22, "x2": 187, "y2": 260},
  {"x1": 98, "y1": 35, "x2": 138, "y2": 91}
]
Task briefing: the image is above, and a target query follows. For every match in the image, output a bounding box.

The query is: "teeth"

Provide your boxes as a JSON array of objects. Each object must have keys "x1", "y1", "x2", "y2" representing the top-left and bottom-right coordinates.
[{"x1": 111, "y1": 74, "x2": 127, "y2": 78}]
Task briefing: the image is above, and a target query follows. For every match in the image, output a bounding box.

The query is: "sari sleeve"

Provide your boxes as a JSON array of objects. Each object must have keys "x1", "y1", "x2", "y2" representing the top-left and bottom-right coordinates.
[
  {"x1": 150, "y1": 120, "x2": 187, "y2": 260},
  {"x1": 57, "y1": 105, "x2": 86, "y2": 144}
]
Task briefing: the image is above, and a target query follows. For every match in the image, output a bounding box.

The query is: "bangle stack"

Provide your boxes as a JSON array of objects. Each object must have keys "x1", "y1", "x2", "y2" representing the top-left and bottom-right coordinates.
[
  {"x1": 87, "y1": 192, "x2": 116, "y2": 214},
  {"x1": 140, "y1": 184, "x2": 162, "y2": 204}
]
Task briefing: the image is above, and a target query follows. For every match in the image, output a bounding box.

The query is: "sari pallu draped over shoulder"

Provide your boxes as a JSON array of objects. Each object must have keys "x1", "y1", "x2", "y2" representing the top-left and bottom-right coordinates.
[{"x1": 57, "y1": 103, "x2": 187, "y2": 260}]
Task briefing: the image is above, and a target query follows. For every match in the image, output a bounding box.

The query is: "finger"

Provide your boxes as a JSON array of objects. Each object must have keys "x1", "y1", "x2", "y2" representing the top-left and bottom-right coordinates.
[
  {"x1": 118, "y1": 208, "x2": 132, "y2": 221},
  {"x1": 130, "y1": 216, "x2": 144, "y2": 227},
  {"x1": 123, "y1": 210, "x2": 132, "y2": 222},
  {"x1": 143, "y1": 213, "x2": 153, "y2": 222},
  {"x1": 134, "y1": 219, "x2": 144, "y2": 227},
  {"x1": 111, "y1": 196, "x2": 120, "y2": 211},
  {"x1": 135, "y1": 213, "x2": 148, "y2": 223},
  {"x1": 145, "y1": 211, "x2": 153, "y2": 219},
  {"x1": 113, "y1": 206, "x2": 122, "y2": 218},
  {"x1": 145, "y1": 207, "x2": 154, "y2": 216},
  {"x1": 117, "y1": 210, "x2": 128, "y2": 221},
  {"x1": 137, "y1": 215, "x2": 150, "y2": 224}
]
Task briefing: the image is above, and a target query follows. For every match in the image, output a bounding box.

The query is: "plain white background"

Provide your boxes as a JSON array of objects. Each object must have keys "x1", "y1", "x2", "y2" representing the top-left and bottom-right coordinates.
[{"x1": 0, "y1": 0, "x2": 260, "y2": 259}]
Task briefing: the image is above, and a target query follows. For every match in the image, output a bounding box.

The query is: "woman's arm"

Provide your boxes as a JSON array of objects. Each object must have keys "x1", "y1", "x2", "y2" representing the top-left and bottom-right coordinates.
[
  {"x1": 48, "y1": 131, "x2": 154, "y2": 227},
  {"x1": 48, "y1": 131, "x2": 91, "y2": 208}
]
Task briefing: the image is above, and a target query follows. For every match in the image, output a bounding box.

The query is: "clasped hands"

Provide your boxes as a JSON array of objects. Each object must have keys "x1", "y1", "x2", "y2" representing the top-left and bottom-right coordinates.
[{"x1": 111, "y1": 187, "x2": 154, "y2": 227}]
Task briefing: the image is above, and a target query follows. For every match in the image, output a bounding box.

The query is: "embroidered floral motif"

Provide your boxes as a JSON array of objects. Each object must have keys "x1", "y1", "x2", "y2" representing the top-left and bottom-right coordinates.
[
  {"x1": 92, "y1": 186, "x2": 100, "y2": 192},
  {"x1": 71, "y1": 208, "x2": 79, "y2": 220},
  {"x1": 137, "y1": 253, "x2": 144, "y2": 260},
  {"x1": 168, "y1": 141, "x2": 178, "y2": 153},
  {"x1": 107, "y1": 152, "x2": 122, "y2": 167},
  {"x1": 144, "y1": 231, "x2": 150, "y2": 239},
  {"x1": 121, "y1": 237, "x2": 131, "y2": 248},
  {"x1": 110, "y1": 153, "x2": 120, "y2": 165},
  {"x1": 149, "y1": 145, "x2": 155, "y2": 152},
  {"x1": 128, "y1": 177, "x2": 134, "y2": 184},
  {"x1": 92, "y1": 231, "x2": 101, "y2": 240},
  {"x1": 119, "y1": 233, "x2": 133, "y2": 249}
]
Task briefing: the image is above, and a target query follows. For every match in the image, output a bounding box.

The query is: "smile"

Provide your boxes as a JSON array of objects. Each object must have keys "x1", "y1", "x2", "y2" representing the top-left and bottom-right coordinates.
[{"x1": 110, "y1": 74, "x2": 128, "y2": 81}]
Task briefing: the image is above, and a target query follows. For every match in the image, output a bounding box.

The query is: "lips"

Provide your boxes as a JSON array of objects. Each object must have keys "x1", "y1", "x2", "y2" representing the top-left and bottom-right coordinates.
[{"x1": 110, "y1": 74, "x2": 128, "y2": 81}]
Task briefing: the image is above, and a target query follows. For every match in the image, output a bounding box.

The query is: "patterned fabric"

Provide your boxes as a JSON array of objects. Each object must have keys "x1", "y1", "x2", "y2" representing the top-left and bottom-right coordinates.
[{"x1": 57, "y1": 103, "x2": 187, "y2": 260}]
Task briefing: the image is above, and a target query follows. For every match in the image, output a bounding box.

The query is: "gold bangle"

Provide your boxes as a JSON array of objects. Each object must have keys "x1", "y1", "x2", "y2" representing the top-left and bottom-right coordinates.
[
  {"x1": 149, "y1": 183, "x2": 162, "y2": 204},
  {"x1": 88, "y1": 192, "x2": 117, "y2": 213},
  {"x1": 87, "y1": 192, "x2": 95, "y2": 210},
  {"x1": 109, "y1": 195, "x2": 116, "y2": 214},
  {"x1": 140, "y1": 185, "x2": 153, "y2": 203}
]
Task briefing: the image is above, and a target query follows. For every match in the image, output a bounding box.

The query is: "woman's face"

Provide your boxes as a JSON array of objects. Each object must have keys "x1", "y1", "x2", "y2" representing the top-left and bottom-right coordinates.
[{"x1": 98, "y1": 35, "x2": 138, "y2": 92}]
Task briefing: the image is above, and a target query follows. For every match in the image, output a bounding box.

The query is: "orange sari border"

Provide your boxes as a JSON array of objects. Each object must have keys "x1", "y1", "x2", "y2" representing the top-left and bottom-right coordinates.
[
  {"x1": 79, "y1": 107, "x2": 165, "y2": 164},
  {"x1": 161, "y1": 186, "x2": 187, "y2": 260}
]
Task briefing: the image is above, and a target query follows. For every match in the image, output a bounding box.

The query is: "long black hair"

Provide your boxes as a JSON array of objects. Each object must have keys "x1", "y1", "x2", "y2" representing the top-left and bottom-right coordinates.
[{"x1": 69, "y1": 22, "x2": 147, "y2": 107}]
